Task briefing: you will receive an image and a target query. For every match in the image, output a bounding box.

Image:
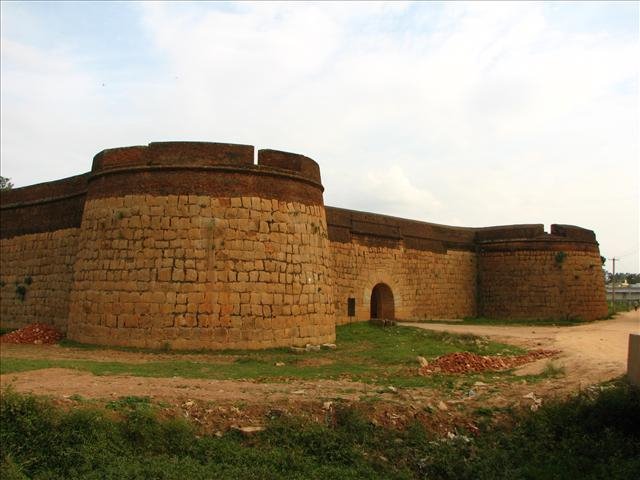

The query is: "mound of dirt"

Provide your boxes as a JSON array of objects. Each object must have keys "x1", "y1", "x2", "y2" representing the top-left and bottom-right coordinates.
[
  {"x1": 419, "y1": 350, "x2": 559, "y2": 375},
  {"x1": 1, "y1": 323, "x2": 63, "y2": 345}
]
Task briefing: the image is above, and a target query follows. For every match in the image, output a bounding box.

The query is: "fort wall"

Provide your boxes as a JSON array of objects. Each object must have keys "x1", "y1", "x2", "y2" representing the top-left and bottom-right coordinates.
[
  {"x1": 0, "y1": 141, "x2": 609, "y2": 349},
  {"x1": 326, "y1": 207, "x2": 477, "y2": 323},
  {"x1": 67, "y1": 142, "x2": 334, "y2": 349},
  {"x1": 477, "y1": 224, "x2": 608, "y2": 321},
  {"x1": 0, "y1": 174, "x2": 87, "y2": 331},
  {"x1": 0, "y1": 228, "x2": 80, "y2": 331}
]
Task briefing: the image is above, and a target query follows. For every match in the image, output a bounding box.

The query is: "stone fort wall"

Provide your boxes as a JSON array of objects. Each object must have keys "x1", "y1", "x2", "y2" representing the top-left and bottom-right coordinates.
[
  {"x1": 0, "y1": 174, "x2": 88, "y2": 331},
  {"x1": 326, "y1": 207, "x2": 478, "y2": 324},
  {"x1": 0, "y1": 141, "x2": 608, "y2": 349}
]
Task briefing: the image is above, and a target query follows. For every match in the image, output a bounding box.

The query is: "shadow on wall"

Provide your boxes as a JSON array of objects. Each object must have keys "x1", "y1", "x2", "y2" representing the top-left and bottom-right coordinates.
[{"x1": 370, "y1": 283, "x2": 395, "y2": 320}]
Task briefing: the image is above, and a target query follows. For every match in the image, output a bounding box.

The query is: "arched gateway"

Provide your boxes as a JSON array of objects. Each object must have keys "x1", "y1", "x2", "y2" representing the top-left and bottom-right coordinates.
[{"x1": 370, "y1": 283, "x2": 395, "y2": 320}]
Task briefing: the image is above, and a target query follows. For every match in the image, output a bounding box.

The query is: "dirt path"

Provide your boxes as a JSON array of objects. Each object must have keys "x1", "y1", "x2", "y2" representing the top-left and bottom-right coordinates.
[
  {"x1": 402, "y1": 310, "x2": 640, "y2": 388},
  {"x1": 1, "y1": 312, "x2": 637, "y2": 430},
  {"x1": 0, "y1": 368, "x2": 371, "y2": 403}
]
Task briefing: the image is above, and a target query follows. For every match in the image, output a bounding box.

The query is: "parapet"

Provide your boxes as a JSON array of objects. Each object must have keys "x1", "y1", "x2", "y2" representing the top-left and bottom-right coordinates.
[
  {"x1": 475, "y1": 224, "x2": 546, "y2": 243},
  {"x1": 325, "y1": 206, "x2": 477, "y2": 252},
  {"x1": 91, "y1": 142, "x2": 321, "y2": 184},
  {"x1": 86, "y1": 141, "x2": 324, "y2": 205},
  {"x1": 475, "y1": 223, "x2": 600, "y2": 254},
  {"x1": 475, "y1": 224, "x2": 598, "y2": 244},
  {"x1": 549, "y1": 224, "x2": 597, "y2": 243},
  {"x1": 91, "y1": 142, "x2": 255, "y2": 173},
  {"x1": 0, "y1": 173, "x2": 88, "y2": 206},
  {"x1": 258, "y1": 149, "x2": 321, "y2": 184},
  {"x1": 0, "y1": 173, "x2": 89, "y2": 238}
]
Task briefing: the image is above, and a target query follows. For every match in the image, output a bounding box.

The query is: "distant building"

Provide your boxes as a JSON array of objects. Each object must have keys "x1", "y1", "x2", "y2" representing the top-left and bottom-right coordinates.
[{"x1": 606, "y1": 285, "x2": 640, "y2": 305}]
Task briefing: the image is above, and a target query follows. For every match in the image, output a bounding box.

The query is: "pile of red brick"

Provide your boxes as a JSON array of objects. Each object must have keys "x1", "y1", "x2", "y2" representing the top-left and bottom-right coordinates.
[
  {"x1": 1, "y1": 323, "x2": 63, "y2": 345},
  {"x1": 418, "y1": 349, "x2": 558, "y2": 375}
]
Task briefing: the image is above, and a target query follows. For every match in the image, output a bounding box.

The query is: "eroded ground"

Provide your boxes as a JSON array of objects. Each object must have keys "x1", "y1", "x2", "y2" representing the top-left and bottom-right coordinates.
[
  {"x1": 404, "y1": 310, "x2": 639, "y2": 388},
  {"x1": 1, "y1": 311, "x2": 637, "y2": 433}
]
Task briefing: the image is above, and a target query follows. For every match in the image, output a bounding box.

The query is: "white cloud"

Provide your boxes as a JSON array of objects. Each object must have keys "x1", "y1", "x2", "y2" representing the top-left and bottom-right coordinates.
[{"x1": 1, "y1": 2, "x2": 637, "y2": 271}]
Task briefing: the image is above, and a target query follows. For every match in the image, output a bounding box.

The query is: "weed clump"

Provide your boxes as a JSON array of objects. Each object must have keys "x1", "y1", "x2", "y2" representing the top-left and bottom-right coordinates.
[{"x1": 2, "y1": 382, "x2": 639, "y2": 479}]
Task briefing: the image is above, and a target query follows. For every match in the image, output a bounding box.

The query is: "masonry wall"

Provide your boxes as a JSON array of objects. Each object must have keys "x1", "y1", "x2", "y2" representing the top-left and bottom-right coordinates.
[
  {"x1": 0, "y1": 175, "x2": 88, "y2": 331},
  {"x1": 66, "y1": 142, "x2": 334, "y2": 349},
  {"x1": 330, "y1": 241, "x2": 477, "y2": 324},
  {"x1": 0, "y1": 229, "x2": 80, "y2": 331},
  {"x1": 326, "y1": 207, "x2": 478, "y2": 324},
  {"x1": 477, "y1": 225, "x2": 608, "y2": 321},
  {"x1": 0, "y1": 140, "x2": 609, "y2": 348}
]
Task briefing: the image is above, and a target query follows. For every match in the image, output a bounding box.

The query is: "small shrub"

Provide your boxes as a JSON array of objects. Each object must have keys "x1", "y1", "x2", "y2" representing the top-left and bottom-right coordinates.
[
  {"x1": 106, "y1": 396, "x2": 152, "y2": 412},
  {"x1": 14, "y1": 285, "x2": 27, "y2": 302},
  {"x1": 555, "y1": 251, "x2": 568, "y2": 265},
  {"x1": 541, "y1": 361, "x2": 565, "y2": 378}
]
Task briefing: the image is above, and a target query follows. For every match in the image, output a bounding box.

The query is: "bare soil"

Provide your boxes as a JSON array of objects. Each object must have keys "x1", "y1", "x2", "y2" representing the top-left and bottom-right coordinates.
[
  {"x1": 1, "y1": 311, "x2": 637, "y2": 432},
  {"x1": 404, "y1": 310, "x2": 639, "y2": 390}
]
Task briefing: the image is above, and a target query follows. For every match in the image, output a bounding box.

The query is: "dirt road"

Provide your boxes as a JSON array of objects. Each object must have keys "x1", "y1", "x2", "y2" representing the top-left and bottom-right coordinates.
[{"x1": 402, "y1": 310, "x2": 639, "y2": 387}]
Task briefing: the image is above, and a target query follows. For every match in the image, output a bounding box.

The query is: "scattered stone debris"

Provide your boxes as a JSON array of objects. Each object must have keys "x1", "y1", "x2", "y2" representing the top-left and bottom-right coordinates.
[
  {"x1": 523, "y1": 392, "x2": 543, "y2": 411},
  {"x1": 232, "y1": 426, "x2": 265, "y2": 436},
  {"x1": 418, "y1": 350, "x2": 559, "y2": 375},
  {"x1": 290, "y1": 344, "x2": 327, "y2": 353},
  {"x1": 417, "y1": 356, "x2": 429, "y2": 368},
  {"x1": 274, "y1": 362, "x2": 285, "y2": 367},
  {"x1": 387, "y1": 386, "x2": 398, "y2": 394},
  {"x1": 369, "y1": 319, "x2": 397, "y2": 327},
  {"x1": 0, "y1": 323, "x2": 63, "y2": 345}
]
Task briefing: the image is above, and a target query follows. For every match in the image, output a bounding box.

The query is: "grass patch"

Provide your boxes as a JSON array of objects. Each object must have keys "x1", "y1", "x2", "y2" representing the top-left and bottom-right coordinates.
[
  {"x1": 1, "y1": 323, "x2": 524, "y2": 388},
  {"x1": 607, "y1": 301, "x2": 633, "y2": 317},
  {"x1": 106, "y1": 396, "x2": 153, "y2": 412},
  {"x1": 2, "y1": 381, "x2": 638, "y2": 479}
]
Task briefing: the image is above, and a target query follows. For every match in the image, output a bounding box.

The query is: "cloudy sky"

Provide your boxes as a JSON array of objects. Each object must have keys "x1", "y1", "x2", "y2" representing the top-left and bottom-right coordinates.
[{"x1": 1, "y1": 1, "x2": 638, "y2": 272}]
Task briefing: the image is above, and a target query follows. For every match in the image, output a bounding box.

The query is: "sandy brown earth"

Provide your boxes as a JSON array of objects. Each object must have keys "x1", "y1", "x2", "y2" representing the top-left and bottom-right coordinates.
[
  {"x1": 402, "y1": 309, "x2": 639, "y2": 389},
  {"x1": 1, "y1": 311, "x2": 637, "y2": 432}
]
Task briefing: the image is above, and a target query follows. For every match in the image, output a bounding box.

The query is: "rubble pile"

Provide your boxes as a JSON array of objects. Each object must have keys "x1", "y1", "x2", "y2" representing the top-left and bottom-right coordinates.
[
  {"x1": 418, "y1": 349, "x2": 558, "y2": 375},
  {"x1": 1, "y1": 323, "x2": 63, "y2": 345}
]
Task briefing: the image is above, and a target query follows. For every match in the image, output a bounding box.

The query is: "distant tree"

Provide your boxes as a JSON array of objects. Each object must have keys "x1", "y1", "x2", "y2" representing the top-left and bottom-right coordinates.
[
  {"x1": 0, "y1": 176, "x2": 13, "y2": 190},
  {"x1": 605, "y1": 271, "x2": 640, "y2": 285},
  {"x1": 627, "y1": 274, "x2": 640, "y2": 285}
]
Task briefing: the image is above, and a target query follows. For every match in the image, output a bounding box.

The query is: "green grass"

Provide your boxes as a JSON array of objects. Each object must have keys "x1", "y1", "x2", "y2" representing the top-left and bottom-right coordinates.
[
  {"x1": 1, "y1": 323, "x2": 524, "y2": 388},
  {"x1": 2, "y1": 381, "x2": 638, "y2": 479},
  {"x1": 607, "y1": 301, "x2": 633, "y2": 317}
]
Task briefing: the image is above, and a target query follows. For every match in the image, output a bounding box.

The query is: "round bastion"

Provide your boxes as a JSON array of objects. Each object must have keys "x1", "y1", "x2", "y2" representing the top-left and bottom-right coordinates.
[{"x1": 67, "y1": 142, "x2": 335, "y2": 349}]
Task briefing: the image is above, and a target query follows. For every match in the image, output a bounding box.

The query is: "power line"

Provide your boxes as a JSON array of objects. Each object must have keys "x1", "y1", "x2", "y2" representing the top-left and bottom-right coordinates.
[
  {"x1": 611, "y1": 257, "x2": 618, "y2": 313},
  {"x1": 616, "y1": 250, "x2": 639, "y2": 259}
]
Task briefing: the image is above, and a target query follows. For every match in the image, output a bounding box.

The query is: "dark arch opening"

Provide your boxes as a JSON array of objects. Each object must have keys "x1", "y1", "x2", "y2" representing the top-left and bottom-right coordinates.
[{"x1": 370, "y1": 283, "x2": 395, "y2": 320}]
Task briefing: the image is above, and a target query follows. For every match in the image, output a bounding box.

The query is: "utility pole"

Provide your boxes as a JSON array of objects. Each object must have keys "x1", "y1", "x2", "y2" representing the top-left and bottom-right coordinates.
[{"x1": 611, "y1": 257, "x2": 618, "y2": 313}]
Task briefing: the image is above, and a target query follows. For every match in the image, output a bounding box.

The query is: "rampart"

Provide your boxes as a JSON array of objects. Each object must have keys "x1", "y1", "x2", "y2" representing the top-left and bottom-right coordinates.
[{"x1": 0, "y1": 141, "x2": 608, "y2": 349}]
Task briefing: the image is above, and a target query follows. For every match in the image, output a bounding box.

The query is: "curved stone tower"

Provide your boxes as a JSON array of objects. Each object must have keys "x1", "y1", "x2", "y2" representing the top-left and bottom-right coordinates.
[
  {"x1": 476, "y1": 224, "x2": 608, "y2": 321},
  {"x1": 66, "y1": 142, "x2": 335, "y2": 349}
]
